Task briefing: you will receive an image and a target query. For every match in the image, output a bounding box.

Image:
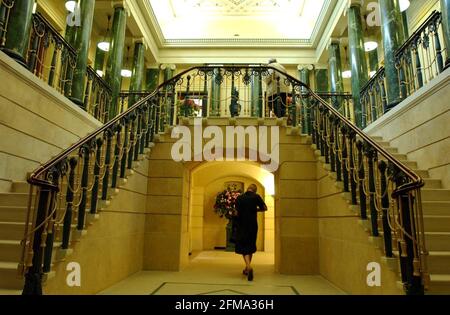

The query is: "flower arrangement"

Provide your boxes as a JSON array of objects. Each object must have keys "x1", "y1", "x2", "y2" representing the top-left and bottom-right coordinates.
[
  {"x1": 214, "y1": 188, "x2": 242, "y2": 220},
  {"x1": 178, "y1": 98, "x2": 200, "y2": 117}
]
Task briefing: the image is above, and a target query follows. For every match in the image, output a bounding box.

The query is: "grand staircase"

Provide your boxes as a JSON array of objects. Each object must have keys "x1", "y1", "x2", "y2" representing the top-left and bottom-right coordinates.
[
  {"x1": 310, "y1": 131, "x2": 450, "y2": 294},
  {"x1": 0, "y1": 64, "x2": 448, "y2": 295}
]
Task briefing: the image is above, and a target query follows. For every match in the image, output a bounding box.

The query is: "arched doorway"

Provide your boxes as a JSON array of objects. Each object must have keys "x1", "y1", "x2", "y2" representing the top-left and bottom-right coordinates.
[{"x1": 187, "y1": 161, "x2": 275, "y2": 259}]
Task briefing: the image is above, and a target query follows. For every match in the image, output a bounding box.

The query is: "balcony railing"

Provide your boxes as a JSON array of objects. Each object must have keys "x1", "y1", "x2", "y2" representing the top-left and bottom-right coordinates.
[
  {"x1": 361, "y1": 10, "x2": 447, "y2": 127},
  {"x1": 396, "y1": 11, "x2": 447, "y2": 100},
  {"x1": 20, "y1": 64, "x2": 428, "y2": 295},
  {"x1": 84, "y1": 66, "x2": 111, "y2": 123},
  {"x1": 360, "y1": 67, "x2": 387, "y2": 127},
  {"x1": 1, "y1": 8, "x2": 112, "y2": 124},
  {"x1": 0, "y1": 0, "x2": 15, "y2": 47},
  {"x1": 27, "y1": 13, "x2": 77, "y2": 98}
]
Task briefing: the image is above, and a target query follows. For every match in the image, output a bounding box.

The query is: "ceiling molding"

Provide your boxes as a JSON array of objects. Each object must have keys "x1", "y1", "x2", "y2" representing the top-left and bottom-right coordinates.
[{"x1": 314, "y1": 0, "x2": 348, "y2": 63}]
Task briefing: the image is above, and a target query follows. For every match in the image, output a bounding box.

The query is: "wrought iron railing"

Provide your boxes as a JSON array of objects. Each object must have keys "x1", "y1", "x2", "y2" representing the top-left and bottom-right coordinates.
[
  {"x1": 27, "y1": 13, "x2": 78, "y2": 98},
  {"x1": 84, "y1": 66, "x2": 112, "y2": 123},
  {"x1": 119, "y1": 91, "x2": 149, "y2": 114},
  {"x1": 360, "y1": 67, "x2": 387, "y2": 127},
  {"x1": 361, "y1": 10, "x2": 448, "y2": 127},
  {"x1": 0, "y1": 0, "x2": 15, "y2": 47},
  {"x1": 396, "y1": 11, "x2": 447, "y2": 100},
  {"x1": 1, "y1": 9, "x2": 113, "y2": 123},
  {"x1": 19, "y1": 65, "x2": 428, "y2": 295}
]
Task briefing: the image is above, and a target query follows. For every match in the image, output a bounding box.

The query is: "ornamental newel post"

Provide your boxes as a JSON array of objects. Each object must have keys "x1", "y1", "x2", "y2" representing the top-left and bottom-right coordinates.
[{"x1": 388, "y1": 163, "x2": 424, "y2": 295}]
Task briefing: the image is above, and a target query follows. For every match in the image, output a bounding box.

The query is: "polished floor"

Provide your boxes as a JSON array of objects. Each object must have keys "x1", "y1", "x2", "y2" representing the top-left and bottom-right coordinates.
[{"x1": 100, "y1": 251, "x2": 346, "y2": 295}]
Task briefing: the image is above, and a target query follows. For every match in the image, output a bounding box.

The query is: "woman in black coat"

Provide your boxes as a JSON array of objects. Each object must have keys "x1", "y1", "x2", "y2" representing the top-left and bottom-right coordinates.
[{"x1": 234, "y1": 184, "x2": 267, "y2": 281}]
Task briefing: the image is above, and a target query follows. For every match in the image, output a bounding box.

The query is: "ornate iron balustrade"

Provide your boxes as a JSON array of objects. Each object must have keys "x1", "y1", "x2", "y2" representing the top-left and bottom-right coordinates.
[
  {"x1": 396, "y1": 11, "x2": 447, "y2": 101},
  {"x1": 361, "y1": 11, "x2": 448, "y2": 127},
  {"x1": 27, "y1": 13, "x2": 77, "y2": 98},
  {"x1": 0, "y1": 0, "x2": 15, "y2": 47},
  {"x1": 19, "y1": 65, "x2": 428, "y2": 295},
  {"x1": 119, "y1": 91, "x2": 149, "y2": 114},
  {"x1": 360, "y1": 67, "x2": 387, "y2": 127},
  {"x1": 84, "y1": 66, "x2": 112, "y2": 123}
]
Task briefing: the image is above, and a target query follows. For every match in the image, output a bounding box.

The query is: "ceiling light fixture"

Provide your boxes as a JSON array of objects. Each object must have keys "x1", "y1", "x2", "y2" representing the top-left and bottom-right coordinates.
[
  {"x1": 364, "y1": 41, "x2": 378, "y2": 52},
  {"x1": 399, "y1": 0, "x2": 410, "y2": 12},
  {"x1": 98, "y1": 15, "x2": 111, "y2": 52},
  {"x1": 65, "y1": 0, "x2": 77, "y2": 13}
]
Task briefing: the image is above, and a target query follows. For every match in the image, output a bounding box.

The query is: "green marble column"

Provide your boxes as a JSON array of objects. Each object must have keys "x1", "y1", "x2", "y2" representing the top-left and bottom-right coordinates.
[
  {"x1": 65, "y1": 25, "x2": 77, "y2": 47},
  {"x1": 94, "y1": 47, "x2": 107, "y2": 75},
  {"x1": 379, "y1": 0, "x2": 406, "y2": 111},
  {"x1": 329, "y1": 41, "x2": 344, "y2": 109},
  {"x1": 105, "y1": 5, "x2": 127, "y2": 120},
  {"x1": 71, "y1": 0, "x2": 96, "y2": 107},
  {"x1": 162, "y1": 64, "x2": 175, "y2": 124},
  {"x1": 315, "y1": 69, "x2": 329, "y2": 92},
  {"x1": 441, "y1": 0, "x2": 450, "y2": 67},
  {"x1": 1, "y1": 0, "x2": 34, "y2": 67},
  {"x1": 348, "y1": 4, "x2": 368, "y2": 128},
  {"x1": 368, "y1": 49, "x2": 379, "y2": 75},
  {"x1": 251, "y1": 71, "x2": 263, "y2": 117},
  {"x1": 163, "y1": 65, "x2": 174, "y2": 82},
  {"x1": 210, "y1": 68, "x2": 221, "y2": 117},
  {"x1": 402, "y1": 12, "x2": 410, "y2": 38},
  {"x1": 129, "y1": 42, "x2": 145, "y2": 105},
  {"x1": 146, "y1": 68, "x2": 160, "y2": 91}
]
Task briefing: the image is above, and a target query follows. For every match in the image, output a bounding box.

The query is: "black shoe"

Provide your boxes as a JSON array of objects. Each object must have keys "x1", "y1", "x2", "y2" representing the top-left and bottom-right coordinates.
[
  {"x1": 247, "y1": 269, "x2": 253, "y2": 281},
  {"x1": 243, "y1": 269, "x2": 248, "y2": 275}
]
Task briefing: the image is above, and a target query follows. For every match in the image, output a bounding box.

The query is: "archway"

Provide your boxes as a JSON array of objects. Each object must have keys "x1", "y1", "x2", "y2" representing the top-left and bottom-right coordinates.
[{"x1": 187, "y1": 161, "x2": 275, "y2": 259}]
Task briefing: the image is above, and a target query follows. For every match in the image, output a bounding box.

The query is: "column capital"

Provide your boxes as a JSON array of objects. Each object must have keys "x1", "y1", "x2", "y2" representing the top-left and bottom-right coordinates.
[
  {"x1": 161, "y1": 64, "x2": 176, "y2": 71},
  {"x1": 297, "y1": 64, "x2": 314, "y2": 71},
  {"x1": 112, "y1": 1, "x2": 131, "y2": 16}
]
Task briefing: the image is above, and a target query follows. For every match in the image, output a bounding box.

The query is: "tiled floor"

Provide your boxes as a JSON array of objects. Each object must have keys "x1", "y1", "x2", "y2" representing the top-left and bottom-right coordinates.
[{"x1": 100, "y1": 251, "x2": 346, "y2": 295}]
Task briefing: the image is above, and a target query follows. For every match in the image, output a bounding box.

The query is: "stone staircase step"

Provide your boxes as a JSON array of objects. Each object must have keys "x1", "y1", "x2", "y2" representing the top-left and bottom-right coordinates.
[
  {"x1": 0, "y1": 206, "x2": 28, "y2": 222},
  {"x1": 424, "y1": 179, "x2": 443, "y2": 189},
  {"x1": 427, "y1": 251, "x2": 450, "y2": 274},
  {"x1": 11, "y1": 182, "x2": 30, "y2": 194},
  {"x1": 428, "y1": 274, "x2": 450, "y2": 294},
  {"x1": 423, "y1": 216, "x2": 450, "y2": 232},
  {"x1": 383, "y1": 147, "x2": 398, "y2": 154},
  {"x1": 0, "y1": 240, "x2": 21, "y2": 262},
  {"x1": 422, "y1": 201, "x2": 450, "y2": 215},
  {"x1": 0, "y1": 222, "x2": 28, "y2": 240},
  {"x1": 425, "y1": 232, "x2": 450, "y2": 251},
  {"x1": 0, "y1": 193, "x2": 29, "y2": 207},
  {"x1": 422, "y1": 189, "x2": 450, "y2": 201},
  {"x1": 0, "y1": 262, "x2": 23, "y2": 290}
]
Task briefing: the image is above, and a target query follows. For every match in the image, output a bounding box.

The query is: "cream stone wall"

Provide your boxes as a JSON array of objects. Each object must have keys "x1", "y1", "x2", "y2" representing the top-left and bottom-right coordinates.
[
  {"x1": 365, "y1": 68, "x2": 450, "y2": 188},
  {"x1": 44, "y1": 159, "x2": 148, "y2": 294},
  {"x1": 316, "y1": 161, "x2": 403, "y2": 294},
  {"x1": 0, "y1": 51, "x2": 102, "y2": 192},
  {"x1": 145, "y1": 130, "x2": 188, "y2": 270},
  {"x1": 275, "y1": 131, "x2": 319, "y2": 275}
]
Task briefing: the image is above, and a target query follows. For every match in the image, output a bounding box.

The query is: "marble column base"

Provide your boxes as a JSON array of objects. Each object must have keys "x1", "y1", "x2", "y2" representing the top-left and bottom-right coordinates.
[{"x1": 0, "y1": 47, "x2": 28, "y2": 69}]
